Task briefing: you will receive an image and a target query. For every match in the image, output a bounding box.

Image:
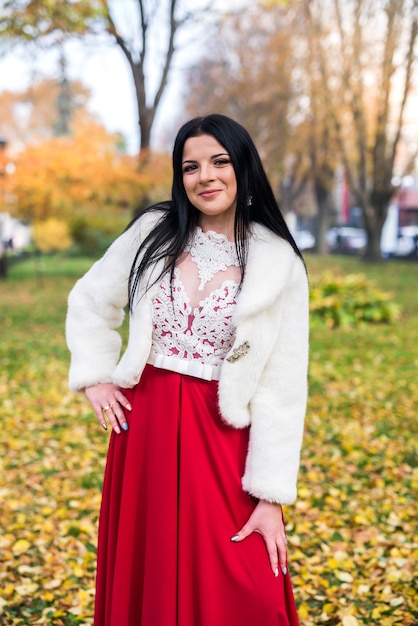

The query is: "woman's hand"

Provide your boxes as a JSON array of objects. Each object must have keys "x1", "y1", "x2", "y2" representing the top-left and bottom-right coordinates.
[
  {"x1": 85, "y1": 383, "x2": 132, "y2": 434},
  {"x1": 230, "y1": 500, "x2": 287, "y2": 577}
]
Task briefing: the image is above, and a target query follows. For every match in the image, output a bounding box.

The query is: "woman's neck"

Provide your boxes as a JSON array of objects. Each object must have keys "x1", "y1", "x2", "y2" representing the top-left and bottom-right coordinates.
[{"x1": 197, "y1": 216, "x2": 235, "y2": 242}]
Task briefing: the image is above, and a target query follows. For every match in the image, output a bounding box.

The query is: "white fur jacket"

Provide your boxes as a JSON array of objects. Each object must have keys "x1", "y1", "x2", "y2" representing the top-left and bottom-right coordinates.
[{"x1": 66, "y1": 210, "x2": 309, "y2": 504}]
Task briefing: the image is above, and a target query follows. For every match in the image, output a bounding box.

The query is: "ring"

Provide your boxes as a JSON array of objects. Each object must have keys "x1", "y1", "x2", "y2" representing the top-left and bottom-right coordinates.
[{"x1": 102, "y1": 405, "x2": 112, "y2": 411}]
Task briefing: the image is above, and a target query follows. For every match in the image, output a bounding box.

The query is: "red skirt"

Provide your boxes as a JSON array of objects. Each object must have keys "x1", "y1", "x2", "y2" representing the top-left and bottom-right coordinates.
[{"x1": 94, "y1": 365, "x2": 299, "y2": 626}]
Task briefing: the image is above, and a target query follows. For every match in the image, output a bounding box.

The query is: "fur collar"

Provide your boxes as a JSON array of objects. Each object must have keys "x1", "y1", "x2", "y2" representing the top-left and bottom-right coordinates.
[{"x1": 234, "y1": 223, "x2": 300, "y2": 322}]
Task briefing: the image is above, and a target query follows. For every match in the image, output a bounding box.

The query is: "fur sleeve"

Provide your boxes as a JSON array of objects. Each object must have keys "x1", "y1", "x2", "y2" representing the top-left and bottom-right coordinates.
[
  {"x1": 66, "y1": 216, "x2": 146, "y2": 391},
  {"x1": 242, "y1": 258, "x2": 309, "y2": 504}
]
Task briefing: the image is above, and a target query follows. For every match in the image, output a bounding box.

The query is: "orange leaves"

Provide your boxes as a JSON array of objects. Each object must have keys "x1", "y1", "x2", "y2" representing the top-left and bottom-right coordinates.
[{"x1": 7, "y1": 121, "x2": 172, "y2": 224}]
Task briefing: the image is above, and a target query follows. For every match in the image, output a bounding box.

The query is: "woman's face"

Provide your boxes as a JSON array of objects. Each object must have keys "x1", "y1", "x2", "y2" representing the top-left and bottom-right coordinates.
[{"x1": 182, "y1": 134, "x2": 237, "y2": 230}]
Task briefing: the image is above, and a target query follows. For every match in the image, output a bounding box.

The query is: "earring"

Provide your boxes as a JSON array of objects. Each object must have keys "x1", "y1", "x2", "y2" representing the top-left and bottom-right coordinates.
[{"x1": 246, "y1": 195, "x2": 253, "y2": 206}]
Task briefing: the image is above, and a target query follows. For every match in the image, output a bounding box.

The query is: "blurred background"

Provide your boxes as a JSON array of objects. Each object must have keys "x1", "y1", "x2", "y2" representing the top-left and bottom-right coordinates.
[
  {"x1": 0, "y1": 0, "x2": 417, "y2": 274},
  {"x1": 0, "y1": 3, "x2": 417, "y2": 625}
]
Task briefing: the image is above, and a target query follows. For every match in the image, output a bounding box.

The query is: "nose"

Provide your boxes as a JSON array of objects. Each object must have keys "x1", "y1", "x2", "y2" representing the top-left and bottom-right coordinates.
[{"x1": 199, "y1": 163, "x2": 214, "y2": 184}]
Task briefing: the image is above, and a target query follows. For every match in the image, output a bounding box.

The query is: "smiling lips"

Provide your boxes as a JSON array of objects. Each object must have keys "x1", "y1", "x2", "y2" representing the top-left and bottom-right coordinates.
[{"x1": 199, "y1": 189, "x2": 222, "y2": 198}]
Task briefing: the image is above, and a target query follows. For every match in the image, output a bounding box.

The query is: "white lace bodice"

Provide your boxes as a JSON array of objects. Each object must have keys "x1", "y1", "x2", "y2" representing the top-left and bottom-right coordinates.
[{"x1": 150, "y1": 227, "x2": 241, "y2": 370}]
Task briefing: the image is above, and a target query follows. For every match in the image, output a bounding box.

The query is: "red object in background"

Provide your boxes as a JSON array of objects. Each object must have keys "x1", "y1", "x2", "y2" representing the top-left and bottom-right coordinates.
[
  {"x1": 392, "y1": 188, "x2": 418, "y2": 227},
  {"x1": 341, "y1": 174, "x2": 350, "y2": 223}
]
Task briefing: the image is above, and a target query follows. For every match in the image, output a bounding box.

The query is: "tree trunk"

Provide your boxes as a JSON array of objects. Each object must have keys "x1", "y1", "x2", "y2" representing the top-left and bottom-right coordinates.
[
  {"x1": 315, "y1": 198, "x2": 330, "y2": 255},
  {"x1": 139, "y1": 109, "x2": 153, "y2": 152},
  {"x1": 363, "y1": 195, "x2": 389, "y2": 261},
  {"x1": 0, "y1": 250, "x2": 8, "y2": 280},
  {"x1": 105, "y1": 0, "x2": 180, "y2": 153},
  {"x1": 364, "y1": 226, "x2": 383, "y2": 261}
]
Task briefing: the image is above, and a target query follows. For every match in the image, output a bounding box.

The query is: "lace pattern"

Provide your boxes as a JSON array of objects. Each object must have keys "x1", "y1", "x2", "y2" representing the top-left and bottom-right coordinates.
[
  {"x1": 150, "y1": 228, "x2": 240, "y2": 368},
  {"x1": 185, "y1": 227, "x2": 240, "y2": 291}
]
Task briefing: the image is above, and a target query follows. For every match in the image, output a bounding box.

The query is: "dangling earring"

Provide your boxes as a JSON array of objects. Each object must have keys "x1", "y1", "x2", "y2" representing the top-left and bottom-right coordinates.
[{"x1": 246, "y1": 195, "x2": 253, "y2": 206}]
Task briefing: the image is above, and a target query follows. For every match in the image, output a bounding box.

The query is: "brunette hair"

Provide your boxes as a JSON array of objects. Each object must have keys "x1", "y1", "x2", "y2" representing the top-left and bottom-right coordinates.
[{"x1": 128, "y1": 114, "x2": 302, "y2": 309}]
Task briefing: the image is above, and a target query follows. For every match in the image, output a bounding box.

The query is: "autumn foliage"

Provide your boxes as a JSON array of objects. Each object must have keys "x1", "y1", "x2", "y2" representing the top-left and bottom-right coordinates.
[
  {"x1": 32, "y1": 219, "x2": 72, "y2": 253},
  {"x1": 7, "y1": 120, "x2": 172, "y2": 225}
]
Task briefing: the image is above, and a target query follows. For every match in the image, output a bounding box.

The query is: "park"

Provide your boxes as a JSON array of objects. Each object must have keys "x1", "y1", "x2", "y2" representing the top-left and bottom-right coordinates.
[{"x1": 0, "y1": 1, "x2": 417, "y2": 624}]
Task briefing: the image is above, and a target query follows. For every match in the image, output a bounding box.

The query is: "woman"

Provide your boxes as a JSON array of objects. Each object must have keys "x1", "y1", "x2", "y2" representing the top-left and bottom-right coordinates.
[{"x1": 66, "y1": 114, "x2": 309, "y2": 626}]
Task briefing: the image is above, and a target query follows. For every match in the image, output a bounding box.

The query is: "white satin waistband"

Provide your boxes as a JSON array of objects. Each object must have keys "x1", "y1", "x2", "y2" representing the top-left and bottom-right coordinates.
[{"x1": 147, "y1": 353, "x2": 221, "y2": 382}]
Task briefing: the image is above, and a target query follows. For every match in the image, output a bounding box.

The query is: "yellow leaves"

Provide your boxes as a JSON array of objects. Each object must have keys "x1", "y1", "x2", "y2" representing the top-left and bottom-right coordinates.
[
  {"x1": 11, "y1": 538, "x2": 31, "y2": 555},
  {"x1": 43, "y1": 578, "x2": 63, "y2": 590},
  {"x1": 298, "y1": 602, "x2": 310, "y2": 619},
  {"x1": 32, "y1": 218, "x2": 73, "y2": 252},
  {"x1": 371, "y1": 606, "x2": 385, "y2": 619},
  {"x1": 289, "y1": 261, "x2": 417, "y2": 625},
  {"x1": 353, "y1": 512, "x2": 373, "y2": 525},
  {"x1": 342, "y1": 616, "x2": 360, "y2": 626},
  {"x1": 0, "y1": 533, "x2": 14, "y2": 548},
  {"x1": 387, "y1": 512, "x2": 402, "y2": 528},
  {"x1": 327, "y1": 549, "x2": 352, "y2": 568},
  {"x1": 335, "y1": 571, "x2": 354, "y2": 583},
  {"x1": 15, "y1": 582, "x2": 39, "y2": 595}
]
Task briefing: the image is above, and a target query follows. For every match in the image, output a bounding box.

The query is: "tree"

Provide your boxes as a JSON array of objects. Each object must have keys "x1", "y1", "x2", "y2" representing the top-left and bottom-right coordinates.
[
  {"x1": 0, "y1": 0, "x2": 211, "y2": 151},
  {"x1": 5, "y1": 119, "x2": 172, "y2": 226},
  {"x1": 298, "y1": 21, "x2": 340, "y2": 255},
  {"x1": 184, "y1": 3, "x2": 335, "y2": 249},
  {"x1": 184, "y1": 5, "x2": 299, "y2": 189},
  {"x1": 305, "y1": 0, "x2": 418, "y2": 260},
  {"x1": 0, "y1": 77, "x2": 91, "y2": 146}
]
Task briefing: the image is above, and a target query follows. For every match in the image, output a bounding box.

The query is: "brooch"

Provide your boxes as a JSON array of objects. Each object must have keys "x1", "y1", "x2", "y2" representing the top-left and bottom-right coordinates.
[{"x1": 226, "y1": 341, "x2": 250, "y2": 363}]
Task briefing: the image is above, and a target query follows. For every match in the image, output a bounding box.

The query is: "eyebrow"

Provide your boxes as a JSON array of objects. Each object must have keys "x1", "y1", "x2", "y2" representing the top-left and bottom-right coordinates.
[{"x1": 182, "y1": 152, "x2": 229, "y2": 164}]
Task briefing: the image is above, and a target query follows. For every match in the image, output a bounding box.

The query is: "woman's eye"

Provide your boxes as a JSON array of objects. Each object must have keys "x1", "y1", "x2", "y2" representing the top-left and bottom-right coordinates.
[
  {"x1": 182, "y1": 164, "x2": 197, "y2": 173},
  {"x1": 214, "y1": 158, "x2": 230, "y2": 166}
]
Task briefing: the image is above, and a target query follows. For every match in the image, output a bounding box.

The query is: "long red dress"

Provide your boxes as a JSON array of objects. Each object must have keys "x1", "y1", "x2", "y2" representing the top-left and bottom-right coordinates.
[{"x1": 93, "y1": 228, "x2": 300, "y2": 625}]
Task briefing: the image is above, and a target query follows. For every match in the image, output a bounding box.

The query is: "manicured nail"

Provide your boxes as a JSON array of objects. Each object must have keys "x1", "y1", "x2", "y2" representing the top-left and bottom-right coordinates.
[
  {"x1": 126, "y1": 403, "x2": 132, "y2": 411},
  {"x1": 230, "y1": 534, "x2": 240, "y2": 542},
  {"x1": 115, "y1": 427, "x2": 121, "y2": 434},
  {"x1": 101, "y1": 423, "x2": 107, "y2": 430},
  {"x1": 274, "y1": 568, "x2": 279, "y2": 577},
  {"x1": 122, "y1": 422, "x2": 129, "y2": 431},
  {"x1": 282, "y1": 567, "x2": 287, "y2": 575}
]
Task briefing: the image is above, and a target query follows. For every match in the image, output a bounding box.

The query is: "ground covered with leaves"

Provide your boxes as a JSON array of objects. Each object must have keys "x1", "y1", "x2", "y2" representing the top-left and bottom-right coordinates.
[{"x1": 1, "y1": 254, "x2": 416, "y2": 625}]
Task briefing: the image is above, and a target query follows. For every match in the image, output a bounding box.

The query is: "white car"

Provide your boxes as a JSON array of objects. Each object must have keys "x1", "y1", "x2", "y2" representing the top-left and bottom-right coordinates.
[
  {"x1": 394, "y1": 226, "x2": 418, "y2": 257},
  {"x1": 326, "y1": 226, "x2": 367, "y2": 254},
  {"x1": 294, "y1": 229, "x2": 315, "y2": 251}
]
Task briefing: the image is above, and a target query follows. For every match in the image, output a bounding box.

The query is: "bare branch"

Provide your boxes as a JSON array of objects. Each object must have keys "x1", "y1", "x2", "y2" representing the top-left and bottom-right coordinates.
[
  {"x1": 305, "y1": 0, "x2": 364, "y2": 206},
  {"x1": 101, "y1": 0, "x2": 135, "y2": 68},
  {"x1": 389, "y1": 1, "x2": 418, "y2": 174},
  {"x1": 136, "y1": 0, "x2": 148, "y2": 66},
  {"x1": 151, "y1": 0, "x2": 178, "y2": 113},
  {"x1": 373, "y1": 0, "x2": 400, "y2": 187}
]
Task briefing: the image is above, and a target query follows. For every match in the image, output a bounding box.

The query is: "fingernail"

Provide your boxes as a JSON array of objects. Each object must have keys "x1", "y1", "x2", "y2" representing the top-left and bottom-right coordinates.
[
  {"x1": 282, "y1": 567, "x2": 287, "y2": 575},
  {"x1": 122, "y1": 422, "x2": 129, "y2": 431},
  {"x1": 101, "y1": 423, "x2": 107, "y2": 430},
  {"x1": 274, "y1": 568, "x2": 279, "y2": 577},
  {"x1": 127, "y1": 404, "x2": 132, "y2": 411},
  {"x1": 230, "y1": 534, "x2": 240, "y2": 542},
  {"x1": 115, "y1": 427, "x2": 121, "y2": 434}
]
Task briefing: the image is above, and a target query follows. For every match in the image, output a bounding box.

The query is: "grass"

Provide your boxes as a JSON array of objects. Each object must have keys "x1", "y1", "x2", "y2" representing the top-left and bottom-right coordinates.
[{"x1": 0, "y1": 252, "x2": 417, "y2": 625}]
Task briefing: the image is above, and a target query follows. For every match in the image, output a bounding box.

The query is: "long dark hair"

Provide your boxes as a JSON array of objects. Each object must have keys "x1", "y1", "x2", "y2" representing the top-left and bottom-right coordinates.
[{"x1": 128, "y1": 114, "x2": 303, "y2": 309}]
